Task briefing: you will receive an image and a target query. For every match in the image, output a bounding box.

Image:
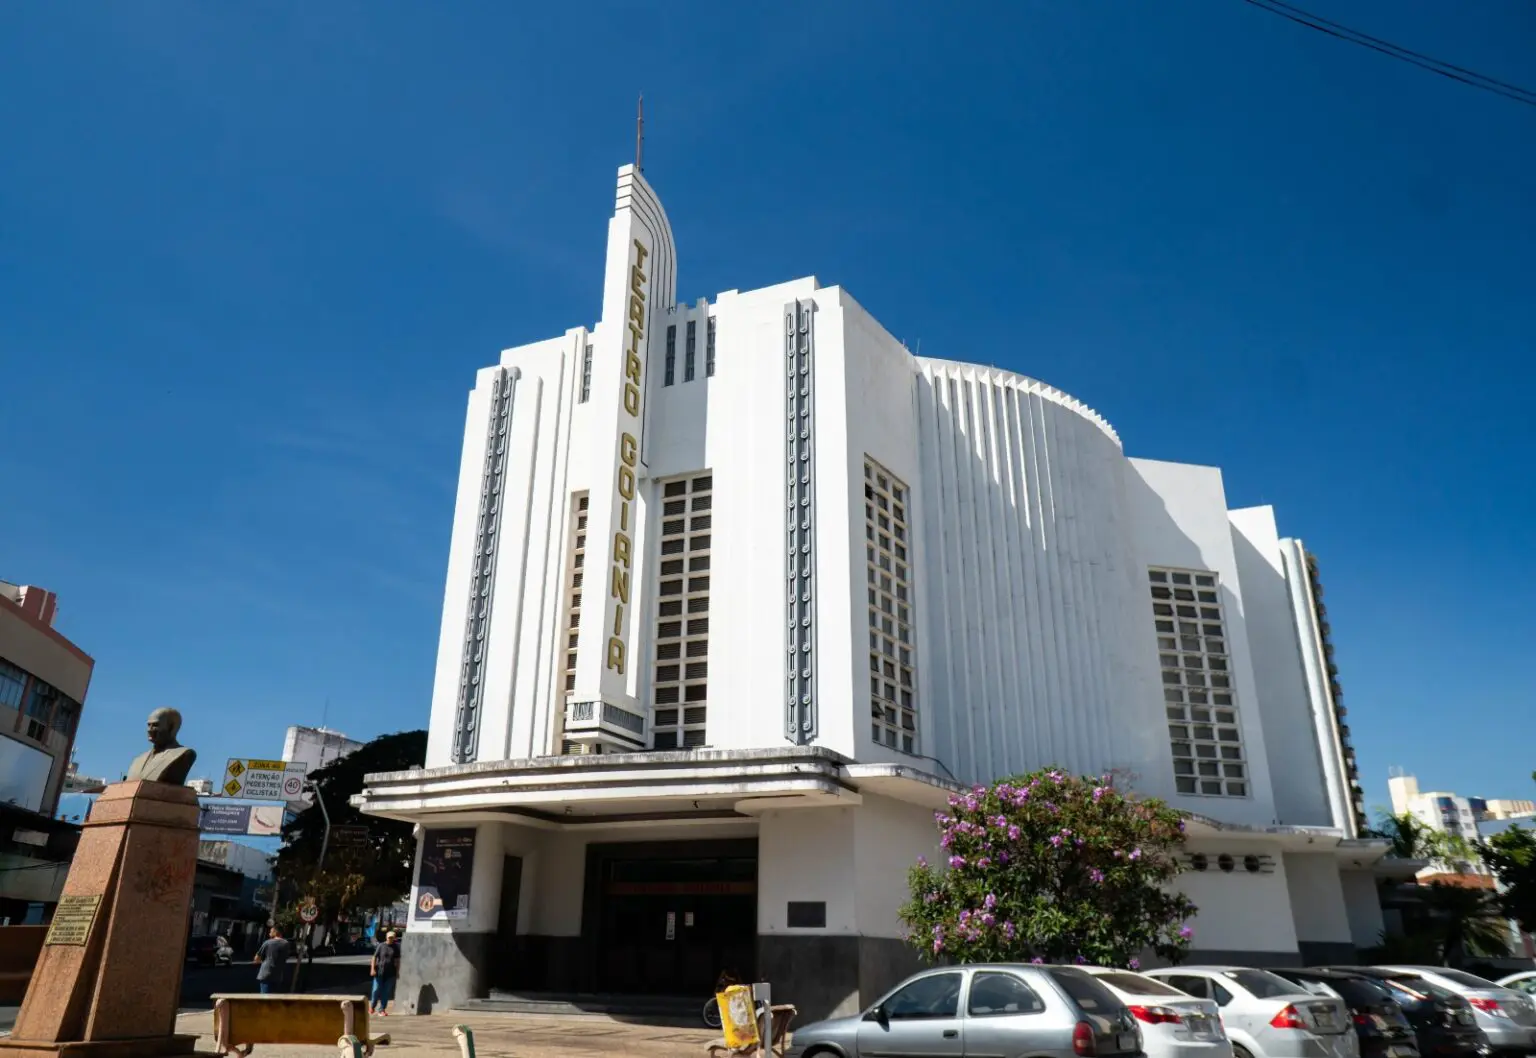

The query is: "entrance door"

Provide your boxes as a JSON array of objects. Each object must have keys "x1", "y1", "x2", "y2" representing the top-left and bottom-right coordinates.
[
  {"x1": 491, "y1": 855, "x2": 522, "y2": 990},
  {"x1": 588, "y1": 843, "x2": 757, "y2": 995}
]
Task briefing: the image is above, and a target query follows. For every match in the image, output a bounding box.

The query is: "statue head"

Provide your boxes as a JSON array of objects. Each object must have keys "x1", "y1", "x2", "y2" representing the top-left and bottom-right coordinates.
[{"x1": 145, "y1": 707, "x2": 182, "y2": 750}]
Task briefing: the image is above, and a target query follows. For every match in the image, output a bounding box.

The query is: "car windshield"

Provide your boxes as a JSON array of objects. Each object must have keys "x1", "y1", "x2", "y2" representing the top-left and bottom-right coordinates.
[
  {"x1": 1223, "y1": 970, "x2": 1304, "y2": 998},
  {"x1": 1048, "y1": 969, "x2": 1123, "y2": 1012},
  {"x1": 1095, "y1": 972, "x2": 1186, "y2": 997},
  {"x1": 1382, "y1": 977, "x2": 1458, "y2": 1004},
  {"x1": 1312, "y1": 977, "x2": 1394, "y2": 1006},
  {"x1": 1432, "y1": 969, "x2": 1501, "y2": 990}
]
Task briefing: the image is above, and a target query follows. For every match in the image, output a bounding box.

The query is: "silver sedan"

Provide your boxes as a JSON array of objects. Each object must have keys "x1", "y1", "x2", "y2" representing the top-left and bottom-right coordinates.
[{"x1": 790, "y1": 963, "x2": 1146, "y2": 1058}]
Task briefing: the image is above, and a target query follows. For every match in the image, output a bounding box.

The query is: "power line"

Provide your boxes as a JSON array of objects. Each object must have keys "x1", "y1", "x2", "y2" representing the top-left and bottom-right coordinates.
[{"x1": 1239, "y1": 0, "x2": 1536, "y2": 109}]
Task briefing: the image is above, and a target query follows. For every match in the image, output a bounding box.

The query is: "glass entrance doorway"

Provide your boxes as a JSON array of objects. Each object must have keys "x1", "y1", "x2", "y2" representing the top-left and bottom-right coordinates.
[{"x1": 585, "y1": 839, "x2": 757, "y2": 995}]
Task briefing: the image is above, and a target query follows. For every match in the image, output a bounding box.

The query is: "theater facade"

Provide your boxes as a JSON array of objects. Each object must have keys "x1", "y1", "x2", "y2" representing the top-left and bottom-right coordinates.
[{"x1": 355, "y1": 163, "x2": 1394, "y2": 1020}]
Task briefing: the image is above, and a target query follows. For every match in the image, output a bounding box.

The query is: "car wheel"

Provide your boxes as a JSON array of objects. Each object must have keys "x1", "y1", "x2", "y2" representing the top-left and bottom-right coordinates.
[{"x1": 1232, "y1": 1045, "x2": 1254, "y2": 1058}]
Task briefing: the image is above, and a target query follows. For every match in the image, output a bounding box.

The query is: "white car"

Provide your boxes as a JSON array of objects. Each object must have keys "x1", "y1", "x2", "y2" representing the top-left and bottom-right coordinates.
[
  {"x1": 1143, "y1": 967, "x2": 1358, "y2": 1058},
  {"x1": 1082, "y1": 967, "x2": 1234, "y2": 1058},
  {"x1": 1377, "y1": 966, "x2": 1536, "y2": 1056},
  {"x1": 1499, "y1": 972, "x2": 1536, "y2": 1001}
]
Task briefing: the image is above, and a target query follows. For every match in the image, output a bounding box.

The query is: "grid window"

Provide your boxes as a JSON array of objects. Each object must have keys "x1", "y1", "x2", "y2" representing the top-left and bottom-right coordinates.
[
  {"x1": 1149, "y1": 568, "x2": 1248, "y2": 797},
  {"x1": 866, "y1": 459, "x2": 917, "y2": 754},
  {"x1": 665, "y1": 324, "x2": 677, "y2": 386},
  {"x1": 706, "y1": 317, "x2": 716, "y2": 377},
  {"x1": 579, "y1": 343, "x2": 593, "y2": 403},
  {"x1": 0, "y1": 658, "x2": 26, "y2": 709},
  {"x1": 652, "y1": 474, "x2": 713, "y2": 750},
  {"x1": 685, "y1": 319, "x2": 697, "y2": 382},
  {"x1": 559, "y1": 495, "x2": 590, "y2": 726}
]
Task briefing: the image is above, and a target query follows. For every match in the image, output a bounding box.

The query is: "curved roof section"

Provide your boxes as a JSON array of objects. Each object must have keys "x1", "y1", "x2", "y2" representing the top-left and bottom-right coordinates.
[{"x1": 915, "y1": 356, "x2": 1121, "y2": 448}]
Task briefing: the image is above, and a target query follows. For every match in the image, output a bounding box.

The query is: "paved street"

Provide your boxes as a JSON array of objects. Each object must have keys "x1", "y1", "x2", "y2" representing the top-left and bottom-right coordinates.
[{"x1": 175, "y1": 1008, "x2": 721, "y2": 1058}]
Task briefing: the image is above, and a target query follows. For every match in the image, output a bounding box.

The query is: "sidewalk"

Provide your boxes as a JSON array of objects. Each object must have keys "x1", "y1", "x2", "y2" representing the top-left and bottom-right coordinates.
[{"x1": 176, "y1": 1008, "x2": 720, "y2": 1058}]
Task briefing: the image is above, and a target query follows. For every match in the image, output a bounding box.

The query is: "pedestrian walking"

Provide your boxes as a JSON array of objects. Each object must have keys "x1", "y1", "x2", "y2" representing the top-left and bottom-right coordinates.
[
  {"x1": 369, "y1": 930, "x2": 400, "y2": 1015},
  {"x1": 252, "y1": 926, "x2": 293, "y2": 995}
]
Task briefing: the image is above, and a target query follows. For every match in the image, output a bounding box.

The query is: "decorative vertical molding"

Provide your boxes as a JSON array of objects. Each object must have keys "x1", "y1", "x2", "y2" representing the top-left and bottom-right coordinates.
[
  {"x1": 452, "y1": 367, "x2": 518, "y2": 764},
  {"x1": 784, "y1": 300, "x2": 817, "y2": 744}
]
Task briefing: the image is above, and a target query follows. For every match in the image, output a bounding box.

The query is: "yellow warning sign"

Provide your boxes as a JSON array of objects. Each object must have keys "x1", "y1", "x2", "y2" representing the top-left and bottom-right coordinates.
[
  {"x1": 227, "y1": 760, "x2": 245, "y2": 778},
  {"x1": 224, "y1": 779, "x2": 243, "y2": 796}
]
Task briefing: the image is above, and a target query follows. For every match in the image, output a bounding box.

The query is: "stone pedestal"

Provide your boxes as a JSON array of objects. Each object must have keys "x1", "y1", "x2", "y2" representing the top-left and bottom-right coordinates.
[{"x1": 0, "y1": 782, "x2": 202, "y2": 1058}]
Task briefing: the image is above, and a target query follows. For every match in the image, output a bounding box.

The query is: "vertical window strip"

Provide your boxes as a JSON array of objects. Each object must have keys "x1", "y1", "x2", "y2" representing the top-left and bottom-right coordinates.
[
  {"x1": 579, "y1": 344, "x2": 593, "y2": 403},
  {"x1": 651, "y1": 474, "x2": 714, "y2": 750},
  {"x1": 557, "y1": 493, "x2": 590, "y2": 755},
  {"x1": 706, "y1": 317, "x2": 716, "y2": 377},
  {"x1": 665, "y1": 325, "x2": 677, "y2": 386},
  {"x1": 685, "y1": 319, "x2": 697, "y2": 382},
  {"x1": 1148, "y1": 567, "x2": 1248, "y2": 797},
  {"x1": 865, "y1": 458, "x2": 917, "y2": 754}
]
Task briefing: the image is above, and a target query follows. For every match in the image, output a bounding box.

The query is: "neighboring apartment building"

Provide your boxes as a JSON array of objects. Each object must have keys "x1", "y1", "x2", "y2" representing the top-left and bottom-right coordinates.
[
  {"x1": 357, "y1": 162, "x2": 1389, "y2": 1020},
  {"x1": 281, "y1": 725, "x2": 363, "y2": 810},
  {"x1": 0, "y1": 583, "x2": 92, "y2": 817},
  {"x1": 1388, "y1": 771, "x2": 1536, "y2": 885}
]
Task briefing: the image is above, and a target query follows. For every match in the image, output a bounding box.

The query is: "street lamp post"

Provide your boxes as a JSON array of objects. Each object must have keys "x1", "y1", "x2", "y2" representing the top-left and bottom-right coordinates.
[{"x1": 290, "y1": 781, "x2": 331, "y2": 993}]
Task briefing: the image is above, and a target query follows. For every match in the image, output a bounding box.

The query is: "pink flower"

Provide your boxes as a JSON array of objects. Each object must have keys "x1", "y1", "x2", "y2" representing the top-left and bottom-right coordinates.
[
  {"x1": 1031, "y1": 956, "x2": 1044, "y2": 964},
  {"x1": 984, "y1": 893, "x2": 997, "y2": 910},
  {"x1": 917, "y1": 856, "x2": 928, "y2": 868},
  {"x1": 949, "y1": 855, "x2": 966, "y2": 868},
  {"x1": 1129, "y1": 958, "x2": 1140, "y2": 970},
  {"x1": 1007, "y1": 825, "x2": 1021, "y2": 841},
  {"x1": 1003, "y1": 921, "x2": 1017, "y2": 940},
  {"x1": 1089, "y1": 868, "x2": 1104, "y2": 883},
  {"x1": 981, "y1": 913, "x2": 996, "y2": 927},
  {"x1": 1050, "y1": 835, "x2": 1063, "y2": 847},
  {"x1": 977, "y1": 857, "x2": 992, "y2": 869},
  {"x1": 1129, "y1": 848, "x2": 1142, "y2": 861},
  {"x1": 999, "y1": 851, "x2": 1010, "y2": 863},
  {"x1": 1178, "y1": 925, "x2": 1193, "y2": 939}
]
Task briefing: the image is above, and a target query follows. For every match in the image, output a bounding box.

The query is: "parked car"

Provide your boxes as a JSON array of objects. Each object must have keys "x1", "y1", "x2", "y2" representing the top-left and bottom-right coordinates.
[
  {"x1": 185, "y1": 935, "x2": 232, "y2": 966},
  {"x1": 1080, "y1": 966, "x2": 1233, "y2": 1058},
  {"x1": 1321, "y1": 969, "x2": 1489, "y2": 1058},
  {"x1": 1499, "y1": 976, "x2": 1536, "y2": 1002},
  {"x1": 790, "y1": 964, "x2": 1146, "y2": 1058},
  {"x1": 1267, "y1": 969, "x2": 1420, "y2": 1058},
  {"x1": 1374, "y1": 968, "x2": 1536, "y2": 1056},
  {"x1": 1141, "y1": 966, "x2": 1357, "y2": 1058}
]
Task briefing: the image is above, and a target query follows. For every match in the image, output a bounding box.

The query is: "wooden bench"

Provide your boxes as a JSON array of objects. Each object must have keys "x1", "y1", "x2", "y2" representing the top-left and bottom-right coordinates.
[{"x1": 210, "y1": 994, "x2": 391, "y2": 1057}]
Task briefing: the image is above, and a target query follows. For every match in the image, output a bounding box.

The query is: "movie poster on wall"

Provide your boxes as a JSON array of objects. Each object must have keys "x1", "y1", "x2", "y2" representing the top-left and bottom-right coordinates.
[{"x1": 414, "y1": 828, "x2": 476, "y2": 920}]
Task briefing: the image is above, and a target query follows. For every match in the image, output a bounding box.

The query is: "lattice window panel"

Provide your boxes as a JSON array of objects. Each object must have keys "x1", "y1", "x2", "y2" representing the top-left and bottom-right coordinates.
[
  {"x1": 866, "y1": 459, "x2": 916, "y2": 754},
  {"x1": 1149, "y1": 568, "x2": 1249, "y2": 797},
  {"x1": 652, "y1": 474, "x2": 713, "y2": 750}
]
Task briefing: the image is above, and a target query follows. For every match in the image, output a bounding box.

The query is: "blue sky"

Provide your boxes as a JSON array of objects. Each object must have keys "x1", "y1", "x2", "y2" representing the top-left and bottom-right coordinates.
[{"x1": 3, "y1": 2, "x2": 1532, "y2": 820}]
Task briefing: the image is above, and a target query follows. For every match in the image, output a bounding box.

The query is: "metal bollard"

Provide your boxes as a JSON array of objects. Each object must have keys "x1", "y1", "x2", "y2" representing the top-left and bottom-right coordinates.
[
  {"x1": 452, "y1": 1024, "x2": 475, "y2": 1058},
  {"x1": 337, "y1": 1036, "x2": 364, "y2": 1058}
]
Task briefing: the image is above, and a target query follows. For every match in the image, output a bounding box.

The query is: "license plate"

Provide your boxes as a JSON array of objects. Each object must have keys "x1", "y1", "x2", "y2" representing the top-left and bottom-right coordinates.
[
  {"x1": 1189, "y1": 1017, "x2": 1217, "y2": 1038},
  {"x1": 1389, "y1": 1047, "x2": 1416, "y2": 1057},
  {"x1": 1315, "y1": 1010, "x2": 1336, "y2": 1028},
  {"x1": 1117, "y1": 1032, "x2": 1136, "y2": 1051}
]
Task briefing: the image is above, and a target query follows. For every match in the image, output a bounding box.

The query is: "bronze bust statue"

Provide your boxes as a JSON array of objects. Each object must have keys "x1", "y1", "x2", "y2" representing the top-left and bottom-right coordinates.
[{"x1": 125, "y1": 707, "x2": 197, "y2": 785}]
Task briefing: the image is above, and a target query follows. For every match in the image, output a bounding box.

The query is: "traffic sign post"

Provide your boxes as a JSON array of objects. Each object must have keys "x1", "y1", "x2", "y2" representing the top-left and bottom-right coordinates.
[
  {"x1": 299, "y1": 902, "x2": 319, "y2": 924},
  {"x1": 222, "y1": 758, "x2": 307, "y2": 801}
]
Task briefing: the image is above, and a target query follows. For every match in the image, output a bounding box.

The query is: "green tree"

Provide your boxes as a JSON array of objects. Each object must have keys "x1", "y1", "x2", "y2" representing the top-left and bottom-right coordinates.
[
  {"x1": 900, "y1": 769, "x2": 1196, "y2": 967},
  {"x1": 1418, "y1": 883, "x2": 1509, "y2": 966},
  {"x1": 1479, "y1": 824, "x2": 1536, "y2": 933},
  {"x1": 273, "y1": 729, "x2": 426, "y2": 923}
]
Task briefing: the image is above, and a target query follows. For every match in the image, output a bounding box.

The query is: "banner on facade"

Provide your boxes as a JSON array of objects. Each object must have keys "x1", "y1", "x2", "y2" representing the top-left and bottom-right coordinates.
[{"x1": 413, "y1": 828, "x2": 476, "y2": 920}]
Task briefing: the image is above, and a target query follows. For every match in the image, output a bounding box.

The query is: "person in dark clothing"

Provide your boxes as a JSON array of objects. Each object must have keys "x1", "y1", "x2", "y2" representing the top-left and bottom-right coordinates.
[
  {"x1": 369, "y1": 930, "x2": 400, "y2": 1014},
  {"x1": 252, "y1": 927, "x2": 293, "y2": 995}
]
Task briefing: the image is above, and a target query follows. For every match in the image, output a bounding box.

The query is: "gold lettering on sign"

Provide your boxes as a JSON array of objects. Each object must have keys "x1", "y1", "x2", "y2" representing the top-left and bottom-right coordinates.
[
  {"x1": 44, "y1": 893, "x2": 103, "y2": 946},
  {"x1": 607, "y1": 239, "x2": 649, "y2": 674}
]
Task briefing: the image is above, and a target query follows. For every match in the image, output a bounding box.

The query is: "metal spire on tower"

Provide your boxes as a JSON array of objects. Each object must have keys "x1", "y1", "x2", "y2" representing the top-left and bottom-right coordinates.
[{"x1": 636, "y1": 94, "x2": 644, "y2": 173}]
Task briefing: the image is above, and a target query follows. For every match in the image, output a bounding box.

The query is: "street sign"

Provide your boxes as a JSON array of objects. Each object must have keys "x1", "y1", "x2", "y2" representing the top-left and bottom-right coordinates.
[
  {"x1": 222, "y1": 758, "x2": 307, "y2": 801},
  {"x1": 299, "y1": 902, "x2": 319, "y2": 924},
  {"x1": 330, "y1": 825, "x2": 370, "y2": 847}
]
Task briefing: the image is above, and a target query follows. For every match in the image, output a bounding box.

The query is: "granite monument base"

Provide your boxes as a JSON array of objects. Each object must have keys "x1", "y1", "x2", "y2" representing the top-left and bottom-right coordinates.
[{"x1": 0, "y1": 782, "x2": 204, "y2": 1058}]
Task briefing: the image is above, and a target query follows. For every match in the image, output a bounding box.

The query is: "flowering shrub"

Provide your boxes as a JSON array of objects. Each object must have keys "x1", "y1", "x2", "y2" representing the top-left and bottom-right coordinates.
[{"x1": 899, "y1": 768, "x2": 1197, "y2": 966}]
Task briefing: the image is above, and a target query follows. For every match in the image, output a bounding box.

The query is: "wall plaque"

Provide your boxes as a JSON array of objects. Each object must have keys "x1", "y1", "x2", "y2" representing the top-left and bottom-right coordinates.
[{"x1": 44, "y1": 893, "x2": 103, "y2": 946}]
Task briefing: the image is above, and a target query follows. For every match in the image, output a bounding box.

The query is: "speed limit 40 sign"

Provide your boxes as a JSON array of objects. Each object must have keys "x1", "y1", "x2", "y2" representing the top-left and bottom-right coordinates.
[{"x1": 299, "y1": 903, "x2": 319, "y2": 924}]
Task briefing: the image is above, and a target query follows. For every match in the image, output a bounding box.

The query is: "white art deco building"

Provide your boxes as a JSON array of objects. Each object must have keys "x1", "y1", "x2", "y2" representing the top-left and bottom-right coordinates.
[{"x1": 357, "y1": 163, "x2": 1391, "y2": 1020}]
